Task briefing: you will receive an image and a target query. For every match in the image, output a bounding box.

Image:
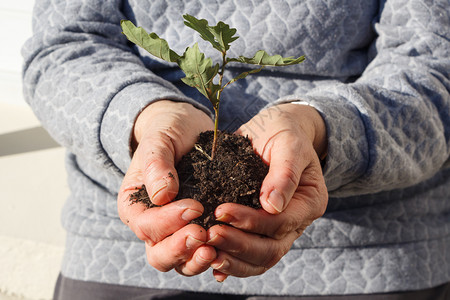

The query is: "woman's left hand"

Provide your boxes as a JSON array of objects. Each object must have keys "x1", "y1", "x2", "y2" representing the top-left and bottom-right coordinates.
[{"x1": 207, "y1": 103, "x2": 329, "y2": 281}]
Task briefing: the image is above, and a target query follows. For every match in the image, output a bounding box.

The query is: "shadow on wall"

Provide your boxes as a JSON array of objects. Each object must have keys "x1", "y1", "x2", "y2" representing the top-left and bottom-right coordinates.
[{"x1": 0, "y1": 127, "x2": 60, "y2": 157}]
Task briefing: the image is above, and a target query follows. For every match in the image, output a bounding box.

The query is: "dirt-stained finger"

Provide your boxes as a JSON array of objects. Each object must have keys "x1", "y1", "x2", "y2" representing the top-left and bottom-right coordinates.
[
  {"x1": 145, "y1": 224, "x2": 207, "y2": 272},
  {"x1": 174, "y1": 245, "x2": 217, "y2": 276},
  {"x1": 122, "y1": 198, "x2": 204, "y2": 244}
]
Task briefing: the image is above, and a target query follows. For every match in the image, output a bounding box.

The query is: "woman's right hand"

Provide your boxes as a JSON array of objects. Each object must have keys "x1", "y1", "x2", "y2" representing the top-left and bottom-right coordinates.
[{"x1": 117, "y1": 100, "x2": 216, "y2": 276}]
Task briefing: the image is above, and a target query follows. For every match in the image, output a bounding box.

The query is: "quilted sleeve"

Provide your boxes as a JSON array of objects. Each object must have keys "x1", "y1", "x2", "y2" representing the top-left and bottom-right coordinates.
[
  {"x1": 283, "y1": 0, "x2": 450, "y2": 197},
  {"x1": 22, "y1": 0, "x2": 211, "y2": 174}
]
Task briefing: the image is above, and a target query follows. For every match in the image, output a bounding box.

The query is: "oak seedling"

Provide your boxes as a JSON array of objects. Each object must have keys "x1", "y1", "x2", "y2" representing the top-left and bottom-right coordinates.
[{"x1": 121, "y1": 14, "x2": 305, "y2": 159}]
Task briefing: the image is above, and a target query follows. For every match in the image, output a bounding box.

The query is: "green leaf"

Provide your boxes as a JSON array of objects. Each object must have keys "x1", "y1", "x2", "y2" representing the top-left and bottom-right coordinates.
[
  {"x1": 183, "y1": 14, "x2": 239, "y2": 53},
  {"x1": 178, "y1": 43, "x2": 220, "y2": 106},
  {"x1": 228, "y1": 50, "x2": 305, "y2": 66},
  {"x1": 120, "y1": 20, "x2": 180, "y2": 63},
  {"x1": 209, "y1": 21, "x2": 239, "y2": 52}
]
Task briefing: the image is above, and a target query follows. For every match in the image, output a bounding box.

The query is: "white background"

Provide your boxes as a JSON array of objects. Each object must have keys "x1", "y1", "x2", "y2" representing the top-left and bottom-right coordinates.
[{"x1": 0, "y1": 1, "x2": 68, "y2": 299}]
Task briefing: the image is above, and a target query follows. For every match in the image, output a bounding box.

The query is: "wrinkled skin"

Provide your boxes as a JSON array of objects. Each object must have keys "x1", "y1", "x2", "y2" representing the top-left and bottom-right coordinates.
[{"x1": 118, "y1": 100, "x2": 328, "y2": 281}]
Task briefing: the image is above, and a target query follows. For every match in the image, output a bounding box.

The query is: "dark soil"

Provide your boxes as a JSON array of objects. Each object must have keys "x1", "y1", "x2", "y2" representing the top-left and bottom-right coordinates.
[{"x1": 130, "y1": 130, "x2": 269, "y2": 228}]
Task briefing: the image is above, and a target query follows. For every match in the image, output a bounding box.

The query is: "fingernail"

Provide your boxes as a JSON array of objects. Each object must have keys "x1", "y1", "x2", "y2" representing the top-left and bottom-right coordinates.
[
  {"x1": 181, "y1": 209, "x2": 203, "y2": 221},
  {"x1": 211, "y1": 259, "x2": 229, "y2": 271},
  {"x1": 215, "y1": 212, "x2": 234, "y2": 223},
  {"x1": 186, "y1": 235, "x2": 204, "y2": 249},
  {"x1": 150, "y1": 178, "x2": 168, "y2": 201},
  {"x1": 266, "y1": 189, "x2": 285, "y2": 213},
  {"x1": 213, "y1": 270, "x2": 228, "y2": 283},
  {"x1": 206, "y1": 233, "x2": 222, "y2": 245},
  {"x1": 216, "y1": 275, "x2": 228, "y2": 283}
]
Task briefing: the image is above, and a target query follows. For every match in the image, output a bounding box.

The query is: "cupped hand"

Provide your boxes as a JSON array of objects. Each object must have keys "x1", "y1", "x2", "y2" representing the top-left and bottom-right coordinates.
[
  {"x1": 208, "y1": 103, "x2": 328, "y2": 281},
  {"x1": 117, "y1": 100, "x2": 217, "y2": 276}
]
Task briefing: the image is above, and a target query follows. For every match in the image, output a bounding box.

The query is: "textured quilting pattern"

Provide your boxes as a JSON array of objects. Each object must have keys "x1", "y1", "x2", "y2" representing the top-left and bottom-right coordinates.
[
  {"x1": 22, "y1": 0, "x2": 450, "y2": 296},
  {"x1": 125, "y1": 0, "x2": 378, "y2": 77},
  {"x1": 62, "y1": 231, "x2": 450, "y2": 295}
]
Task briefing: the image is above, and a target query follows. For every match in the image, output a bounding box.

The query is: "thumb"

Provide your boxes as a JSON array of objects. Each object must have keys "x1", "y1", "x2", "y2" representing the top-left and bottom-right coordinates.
[
  {"x1": 136, "y1": 130, "x2": 180, "y2": 206},
  {"x1": 258, "y1": 133, "x2": 308, "y2": 214}
]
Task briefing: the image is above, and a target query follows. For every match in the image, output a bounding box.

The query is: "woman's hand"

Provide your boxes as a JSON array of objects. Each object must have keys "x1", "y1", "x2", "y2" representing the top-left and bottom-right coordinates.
[
  {"x1": 117, "y1": 100, "x2": 217, "y2": 276},
  {"x1": 208, "y1": 103, "x2": 328, "y2": 281}
]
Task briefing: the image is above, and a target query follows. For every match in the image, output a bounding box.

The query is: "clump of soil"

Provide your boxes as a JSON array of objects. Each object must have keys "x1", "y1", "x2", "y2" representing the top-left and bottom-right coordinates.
[{"x1": 130, "y1": 130, "x2": 269, "y2": 228}]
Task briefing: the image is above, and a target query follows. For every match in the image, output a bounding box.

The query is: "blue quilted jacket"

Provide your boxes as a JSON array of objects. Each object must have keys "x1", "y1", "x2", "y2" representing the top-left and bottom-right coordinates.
[{"x1": 22, "y1": 0, "x2": 450, "y2": 296}]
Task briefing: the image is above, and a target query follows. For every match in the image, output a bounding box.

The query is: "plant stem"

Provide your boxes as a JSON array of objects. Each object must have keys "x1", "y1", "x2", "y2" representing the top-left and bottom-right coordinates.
[
  {"x1": 211, "y1": 106, "x2": 219, "y2": 160},
  {"x1": 211, "y1": 52, "x2": 227, "y2": 160}
]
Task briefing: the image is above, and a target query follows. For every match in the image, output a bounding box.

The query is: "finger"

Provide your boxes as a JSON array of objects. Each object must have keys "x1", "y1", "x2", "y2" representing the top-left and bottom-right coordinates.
[
  {"x1": 214, "y1": 202, "x2": 302, "y2": 240},
  {"x1": 175, "y1": 245, "x2": 217, "y2": 276},
  {"x1": 146, "y1": 224, "x2": 207, "y2": 272},
  {"x1": 213, "y1": 203, "x2": 278, "y2": 237},
  {"x1": 210, "y1": 250, "x2": 269, "y2": 278},
  {"x1": 121, "y1": 197, "x2": 204, "y2": 243},
  {"x1": 207, "y1": 224, "x2": 297, "y2": 267}
]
